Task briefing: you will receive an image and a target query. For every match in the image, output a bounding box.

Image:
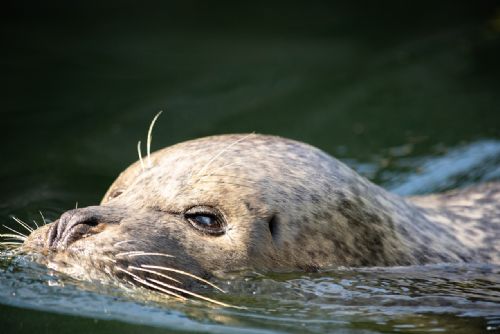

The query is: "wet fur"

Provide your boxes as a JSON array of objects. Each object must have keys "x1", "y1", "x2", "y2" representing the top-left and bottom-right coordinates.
[{"x1": 15, "y1": 134, "x2": 500, "y2": 300}]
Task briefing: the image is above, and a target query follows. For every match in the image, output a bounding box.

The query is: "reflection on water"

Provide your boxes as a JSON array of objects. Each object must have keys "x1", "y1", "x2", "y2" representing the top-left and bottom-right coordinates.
[
  {"x1": 388, "y1": 140, "x2": 500, "y2": 195},
  {"x1": 1, "y1": 254, "x2": 499, "y2": 334}
]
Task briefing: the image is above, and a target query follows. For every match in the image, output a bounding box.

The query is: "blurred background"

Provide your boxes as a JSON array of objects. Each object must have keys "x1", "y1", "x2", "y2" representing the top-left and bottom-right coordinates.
[{"x1": 1, "y1": 0, "x2": 500, "y2": 219}]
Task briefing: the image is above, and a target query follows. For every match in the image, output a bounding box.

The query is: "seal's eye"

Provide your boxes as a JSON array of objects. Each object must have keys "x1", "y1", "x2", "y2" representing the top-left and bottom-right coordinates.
[
  {"x1": 108, "y1": 189, "x2": 123, "y2": 200},
  {"x1": 184, "y1": 206, "x2": 226, "y2": 236}
]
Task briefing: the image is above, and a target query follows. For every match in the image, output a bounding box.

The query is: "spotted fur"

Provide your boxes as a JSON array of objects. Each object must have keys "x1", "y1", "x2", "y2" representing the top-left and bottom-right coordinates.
[{"x1": 21, "y1": 134, "x2": 500, "y2": 289}]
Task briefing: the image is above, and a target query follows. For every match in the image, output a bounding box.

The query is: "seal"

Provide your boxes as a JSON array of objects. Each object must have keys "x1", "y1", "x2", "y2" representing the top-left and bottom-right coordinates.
[{"x1": 11, "y1": 134, "x2": 500, "y2": 302}]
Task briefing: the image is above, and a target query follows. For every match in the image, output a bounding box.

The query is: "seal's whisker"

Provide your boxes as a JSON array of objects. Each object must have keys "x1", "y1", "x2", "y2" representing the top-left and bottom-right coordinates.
[
  {"x1": 147, "y1": 110, "x2": 163, "y2": 168},
  {"x1": 0, "y1": 233, "x2": 27, "y2": 241},
  {"x1": 12, "y1": 216, "x2": 34, "y2": 233},
  {"x1": 32, "y1": 220, "x2": 39, "y2": 229},
  {"x1": 136, "y1": 277, "x2": 186, "y2": 301},
  {"x1": 75, "y1": 202, "x2": 79, "y2": 209},
  {"x1": 137, "y1": 141, "x2": 145, "y2": 171},
  {"x1": 39, "y1": 211, "x2": 47, "y2": 225},
  {"x1": 116, "y1": 266, "x2": 186, "y2": 301},
  {"x1": 114, "y1": 240, "x2": 137, "y2": 247},
  {"x1": 202, "y1": 161, "x2": 241, "y2": 178},
  {"x1": 116, "y1": 251, "x2": 175, "y2": 258},
  {"x1": 102, "y1": 256, "x2": 117, "y2": 263},
  {"x1": 147, "y1": 278, "x2": 233, "y2": 307},
  {"x1": 141, "y1": 264, "x2": 226, "y2": 293},
  {"x1": 193, "y1": 133, "x2": 255, "y2": 183},
  {"x1": 128, "y1": 266, "x2": 181, "y2": 284},
  {"x1": 198, "y1": 174, "x2": 256, "y2": 183},
  {"x1": 2, "y1": 225, "x2": 28, "y2": 238},
  {"x1": 197, "y1": 180, "x2": 254, "y2": 190},
  {"x1": 0, "y1": 242, "x2": 22, "y2": 246}
]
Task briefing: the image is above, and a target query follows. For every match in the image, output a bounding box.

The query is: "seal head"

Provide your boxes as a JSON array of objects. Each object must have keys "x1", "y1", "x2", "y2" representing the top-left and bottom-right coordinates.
[{"x1": 22, "y1": 134, "x2": 500, "y2": 289}]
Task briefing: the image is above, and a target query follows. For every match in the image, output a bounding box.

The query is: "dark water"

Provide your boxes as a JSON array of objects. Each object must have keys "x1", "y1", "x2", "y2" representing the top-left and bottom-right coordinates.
[{"x1": 1, "y1": 2, "x2": 500, "y2": 333}]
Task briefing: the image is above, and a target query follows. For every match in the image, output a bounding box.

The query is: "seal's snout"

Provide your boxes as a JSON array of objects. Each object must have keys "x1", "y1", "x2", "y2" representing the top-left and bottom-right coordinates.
[
  {"x1": 47, "y1": 206, "x2": 120, "y2": 249},
  {"x1": 48, "y1": 209, "x2": 98, "y2": 249}
]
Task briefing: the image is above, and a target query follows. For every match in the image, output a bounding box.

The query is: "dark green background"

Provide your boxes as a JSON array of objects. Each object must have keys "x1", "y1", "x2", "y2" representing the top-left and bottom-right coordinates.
[{"x1": 2, "y1": 1, "x2": 500, "y2": 213}]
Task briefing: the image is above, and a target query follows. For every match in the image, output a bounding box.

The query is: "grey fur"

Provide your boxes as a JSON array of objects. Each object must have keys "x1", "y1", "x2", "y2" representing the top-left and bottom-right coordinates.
[{"x1": 22, "y1": 134, "x2": 500, "y2": 286}]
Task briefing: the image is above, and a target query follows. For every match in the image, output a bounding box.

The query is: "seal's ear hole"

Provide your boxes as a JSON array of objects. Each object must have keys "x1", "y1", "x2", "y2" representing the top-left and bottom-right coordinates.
[{"x1": 268, "y1": 215, "x2": 279, "y2": 241}]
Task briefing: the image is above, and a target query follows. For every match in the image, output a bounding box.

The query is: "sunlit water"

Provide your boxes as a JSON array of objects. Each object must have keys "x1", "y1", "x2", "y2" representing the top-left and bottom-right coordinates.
[{"x1": 1, "y1": 253, "x2": 499, "y2": 334}]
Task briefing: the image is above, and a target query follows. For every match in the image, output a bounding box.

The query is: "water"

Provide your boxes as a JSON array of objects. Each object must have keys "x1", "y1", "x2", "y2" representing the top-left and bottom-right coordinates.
[
  {"x1": 1, "y1": 1, "x2": 500, "y2": 333},
  {"x1": 1, "y1": 256, "x2": 499, "y2": 333}
]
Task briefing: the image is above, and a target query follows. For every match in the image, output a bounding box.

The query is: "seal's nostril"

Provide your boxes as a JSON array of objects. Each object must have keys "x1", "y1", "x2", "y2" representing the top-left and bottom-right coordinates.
[
  {"x1": 47, "y1": 209, "x2": 101, "y2": 249},
  {"x1": 47, "y1": 220, "x2": 59, "y2": 248}
]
